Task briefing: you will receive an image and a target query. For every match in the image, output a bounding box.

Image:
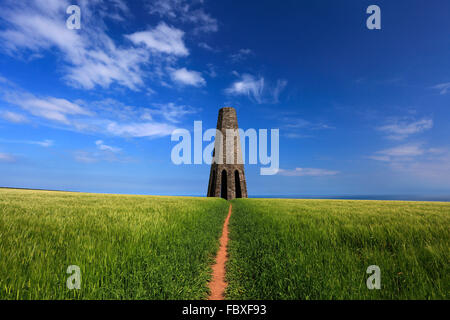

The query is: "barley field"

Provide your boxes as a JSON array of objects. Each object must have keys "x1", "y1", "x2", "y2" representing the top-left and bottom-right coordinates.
[
  {"x1": 226, "y1": 198, "x2": 450, "y2": 299},
  {"x1": 1, "y1": 189, "x2": 448, "y2": 300},
  {"x1": 0, "y1": 188, "x2": 229, "y2": 299}
]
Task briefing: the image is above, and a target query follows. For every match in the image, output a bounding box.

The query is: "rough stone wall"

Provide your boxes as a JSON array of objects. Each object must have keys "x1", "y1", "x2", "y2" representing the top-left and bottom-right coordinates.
[{"x1": 207, "y1": 107, "x2": 248, "y2": 200}]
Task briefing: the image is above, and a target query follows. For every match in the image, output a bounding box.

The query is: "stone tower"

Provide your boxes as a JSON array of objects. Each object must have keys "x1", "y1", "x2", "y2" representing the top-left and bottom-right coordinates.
[{"x1": 207, "y1": 107, "x2": 248, "y2": 200}]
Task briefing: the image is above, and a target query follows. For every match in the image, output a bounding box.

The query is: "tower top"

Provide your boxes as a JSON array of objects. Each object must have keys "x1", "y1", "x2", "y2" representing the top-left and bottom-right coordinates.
[
  {"x1": 216, "y1": 107, "x2": 239, "y2": 131},
  {"x1": 219, "y1": 106, "x2": 236, "y2": 111}
]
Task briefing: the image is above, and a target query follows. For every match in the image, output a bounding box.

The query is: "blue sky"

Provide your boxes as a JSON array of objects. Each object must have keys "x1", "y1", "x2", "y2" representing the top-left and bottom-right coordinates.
[{"x1": 0, "y1": 0, "x2": 449, "y2": 196}]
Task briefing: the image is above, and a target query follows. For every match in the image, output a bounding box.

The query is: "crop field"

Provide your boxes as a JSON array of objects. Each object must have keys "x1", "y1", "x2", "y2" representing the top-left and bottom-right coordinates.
[
  {"x1": 226, "y1": 198, "x2": 450, "y2": 299},
  {"x1": 1, "y1": 189, "x2": 449, "y2": 300},
  {"x1": 0, "y1": 188, "x2": 229, "y2": 299}
]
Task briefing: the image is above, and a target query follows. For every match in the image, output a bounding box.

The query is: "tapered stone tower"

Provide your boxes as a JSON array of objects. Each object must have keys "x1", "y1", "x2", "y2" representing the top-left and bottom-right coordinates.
[{"x1": 207, "y1": 107, "x2": 248, "y2": 200}]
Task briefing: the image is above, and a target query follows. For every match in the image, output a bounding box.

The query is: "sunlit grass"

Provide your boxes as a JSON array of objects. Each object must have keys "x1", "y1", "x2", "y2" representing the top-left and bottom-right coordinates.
[
  {"x1": 2, "y1": 189, "x2": 448, "y2": 300},
  {"x1": 0, "y1": 188, "x2": 229, "y2": 299},
  {"x1": 226, "y1": 198, "x2": 450, "y2": 299}
]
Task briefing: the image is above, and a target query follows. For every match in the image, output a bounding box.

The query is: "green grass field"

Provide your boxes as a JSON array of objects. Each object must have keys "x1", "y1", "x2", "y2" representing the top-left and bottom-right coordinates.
[
  {"x1": 226, "y1": 198, "x2": 449, "y2": 299},
  {"x1": 0, "y1": 189, "x2": 449, "y2": 299},
  {"x1": 0, "y1": 189, "x2": 229, "y2": 299}
]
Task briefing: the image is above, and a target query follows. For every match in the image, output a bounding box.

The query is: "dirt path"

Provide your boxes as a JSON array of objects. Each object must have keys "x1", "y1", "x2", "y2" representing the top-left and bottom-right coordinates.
[{"x1": 208, "y1": 203, "x2": 232, "y2": 300}]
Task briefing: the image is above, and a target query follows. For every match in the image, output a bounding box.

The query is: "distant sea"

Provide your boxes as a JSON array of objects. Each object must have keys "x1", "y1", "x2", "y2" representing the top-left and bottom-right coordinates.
[
  {"x1": 2, "y1": 187, "x2": 449, "y2": 202},
  {"x1": 248, "y1": 195, "x2": 450, "y2": 202}
]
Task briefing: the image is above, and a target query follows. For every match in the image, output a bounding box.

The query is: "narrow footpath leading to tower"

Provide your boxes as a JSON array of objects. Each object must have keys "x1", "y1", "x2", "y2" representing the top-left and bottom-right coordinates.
[{"x1": 208, "y1": 203, "x2": 232, "y2": 300}]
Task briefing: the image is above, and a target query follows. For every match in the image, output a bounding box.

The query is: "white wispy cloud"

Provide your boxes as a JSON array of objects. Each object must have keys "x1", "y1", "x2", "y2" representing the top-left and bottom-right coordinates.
[
  {"x1": 1, "y1": 111, "x2": 28, "y2": 123},
  {"x1": 0, "y1": 78, "x2": 194, "y2": 139},
  {"x1": 225, "y1": 74, "x2": 265, "y2": 103},
  {"x1": 126, "y1": 22, "x2": 188, "y2": 56},
  {"x1": 202, "y1": 63, "x2": 218, "y2": 79},
  {"x1": 186, "y1": 8, "x2": 218, "y2": 33},
  {"x1": 35, "y1": 139, "x2": 54, "y2": 147},
  {"x1": 377, "y1": 118, "x2": 433, "y2": 140},
  {"x1": 0, "y1": 1, "x2": 198, "y2": 91},
  {"x1": 369, "y1": 144, "x2": 450, "y2": 184},
  {"x1": 74, "y1": 151, "x2": 98, "y2": 164},
  {"x1": 0, "y1": 0, "x2": 153, "y2": 90},
  {"x1": 368, "y1": 143, "x2": 450, "y2": 164},
  {"x1": 4, "y1": 91, "x2": 91, "y2": 124},
  {"x1": 277, "y1": 114, "x2": 334, "y2": 139},
  {"x1": 432, "y1": 82, "x2": 450, "y2": 95},
  {"x1": 283, "y1": 133, "x2": 314, "y2": 139},
  {"x1": 74, "y1": 139, "x2": 131, "y2": 164},
  {"x1": 369, "y1": 141, "x2": 450, "y2": 165},
  {"x1": 0, "y1": 138, "x2": 53, "y2": 147},
  {"x1": 169, "y1": 67, "x2": 206, "y2": 87},
  {"x1": 106, "y1": 121, "x2": 175, "y2": 138},
  {"x1": 150, "y1": 103, "x2": 198, "y2": 123},
  {"x1": 105, "y1": 0, "x2": 131, "y2": 20},
  {"x1": 148, "y1": 0, "x2": 218, "y2": 33},
  {"x1": 0, "y1": 152, "x2": 16, "y2": 163},
  {"x1": 198, "y1": 42, "x2": 217, "y2": 52},
  {"x1": 95, "y1": 140, "x2": 121, "y2": 153},
  {"x1": 370, "y1": 144, "x2": 425, "y2": 161},
  {"x1": 229, "y1": 49, "x2": 253, "y2": 62},
  {"x1": 284, "y1": 119, "x2": 334, "y2": 130},
  {"x1": 278, "y1": 168, "x2": 339, "y2": 177},
  {"x1": 225, "y1": 73, "x2": 287, "y2": 104},
  {"x1": 391, "y1": 153, "x2": 450, "y2": 183},
  {"x1": 74, "y1": 149, "x2": 132, "y2": 164},
  {"x1": 88, "y1": 99, "x2": 198, "y2": 124},
  {"x1": 272, "y1": 79, "x2": 288, "y2": 103}
]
